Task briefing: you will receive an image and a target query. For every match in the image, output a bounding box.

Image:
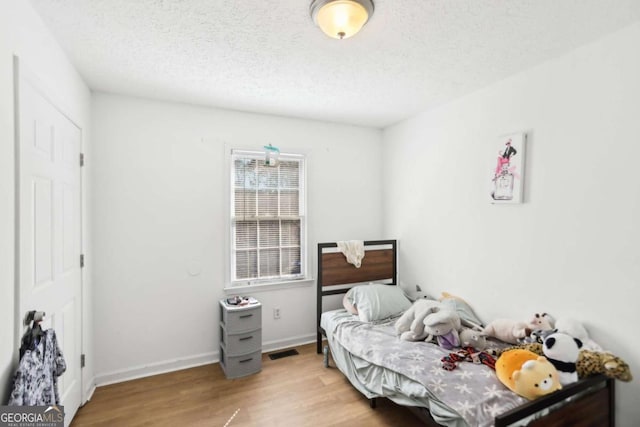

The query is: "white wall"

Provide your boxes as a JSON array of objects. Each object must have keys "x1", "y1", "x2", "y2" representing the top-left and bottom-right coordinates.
[
  {"x1": 0, "y1": 0, "x2": 93, "y2": 404},
  {"x1": 382, "y1": 22, "x2": 640, "y2": 425},
  {"x1": 91, "y1": 93, "x2": 382, "y2": 383}
]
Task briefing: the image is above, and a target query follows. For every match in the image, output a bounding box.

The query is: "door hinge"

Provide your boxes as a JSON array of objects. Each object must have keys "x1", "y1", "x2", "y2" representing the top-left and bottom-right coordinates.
[
  {"x1": 81, "y1": 354, "x2": 86, "y2": 368},
  {"x1": 80, "y1": 153, "x2": 85, "y2": 167},
  {"x1": 80, "y1": 254, "x2": 85, "y2": 268}
]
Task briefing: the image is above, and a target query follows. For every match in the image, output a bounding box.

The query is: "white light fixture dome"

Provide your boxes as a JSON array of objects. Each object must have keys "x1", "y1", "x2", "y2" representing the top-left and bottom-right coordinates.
[{"x1": 310, "y1": 0, "x2": 374, "y2": 40}]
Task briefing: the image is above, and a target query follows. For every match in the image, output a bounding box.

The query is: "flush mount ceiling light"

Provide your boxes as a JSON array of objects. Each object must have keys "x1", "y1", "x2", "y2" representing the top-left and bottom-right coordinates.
[{"x1": 310, "y1": 0, "x2": 374, "y2": 40}]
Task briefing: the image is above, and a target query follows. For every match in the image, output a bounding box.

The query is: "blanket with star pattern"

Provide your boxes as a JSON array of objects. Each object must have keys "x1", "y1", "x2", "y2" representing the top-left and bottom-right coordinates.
[{"x1": 331, "y1": 317, "x2": 527, "y2": 427}]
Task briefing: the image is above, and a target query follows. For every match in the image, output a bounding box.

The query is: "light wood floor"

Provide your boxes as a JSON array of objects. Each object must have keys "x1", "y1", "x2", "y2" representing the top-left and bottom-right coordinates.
[{"x1": 72, "y1": 343, "x2": 430, "y2": 427}]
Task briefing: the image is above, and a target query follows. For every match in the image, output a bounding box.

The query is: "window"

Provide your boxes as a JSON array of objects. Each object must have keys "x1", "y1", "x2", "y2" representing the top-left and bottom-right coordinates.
[{"x1": 230, "y1": 149, "x2": 306, "y2": 286}]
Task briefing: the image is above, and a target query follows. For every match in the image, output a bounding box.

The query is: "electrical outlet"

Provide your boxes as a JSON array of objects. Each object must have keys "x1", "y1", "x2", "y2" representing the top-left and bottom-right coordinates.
[{"x1": 273, "y1": 308, "x2": 281, "y2": 319}]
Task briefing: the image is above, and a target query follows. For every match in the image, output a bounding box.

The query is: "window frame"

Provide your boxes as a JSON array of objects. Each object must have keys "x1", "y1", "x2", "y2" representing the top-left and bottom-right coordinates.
[{"x1": 227, "y1": 148, "x2": 308, "y2": 288}]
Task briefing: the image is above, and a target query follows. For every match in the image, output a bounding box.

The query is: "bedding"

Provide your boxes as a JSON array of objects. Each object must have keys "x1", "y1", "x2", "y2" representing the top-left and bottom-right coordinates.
[
  {"x1": 322, "y1": 309, "x2": 528, "y2": 427},
  {"x1": 322, "y1": 309, "x2": 464, "y2": 425}
]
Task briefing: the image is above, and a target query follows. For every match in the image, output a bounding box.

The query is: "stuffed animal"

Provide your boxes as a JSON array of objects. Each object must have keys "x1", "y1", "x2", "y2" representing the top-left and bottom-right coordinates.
[
  {"x1": 543, "y1": 332, "x2": 582, "y2": 385},
  {"x1": 519, "y1": 328, "x2": 557, "y2": 345},
  {"x1": 459, "y1": 327, "x2": 487, "y2": 351},
  {"x1": 394, "y1": 299, "x2": 462, "y2": 348},
  {"x1": 394, "y1": 299, "x2": 436, "y2": 340},
  {"x1": 554, "y1": 318, "x2": 603, "y2": 351},
  {"x1": 529, "y1": 313, "x2": 554, "y2": 330},
  {"x1": 554, "y1": 318, "x2": 587, "y2": 339},
  {"x1": 496, "y1": 349, "x2": 562, "y2": 400},
  {"x1": 483, "y1": 319, "x2": 532, "y2": 344},
  {"x1": 423, "y1": 309, "x2": 461, "y2": 349},
  {"x1": 395, "y1": 299, "x2": 443, "y2": 341},
  {"x1": 577, "y1": 351, "x2": 633, "y2": 382},
  {"x1": 495, "y1": 343, "x2": 543, "y2": 358}
]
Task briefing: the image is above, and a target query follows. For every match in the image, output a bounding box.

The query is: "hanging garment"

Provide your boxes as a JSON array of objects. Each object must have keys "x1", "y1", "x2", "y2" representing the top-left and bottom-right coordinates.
[
  {"x1": 8, "y1": 329, "x2": 66, "y2": 406},
  {"x1": 19, "y1": 322, "x2": 45, "y2": 360},
  {"x1": 337, "y1": 240, "x2": 365, "y2": 268}
]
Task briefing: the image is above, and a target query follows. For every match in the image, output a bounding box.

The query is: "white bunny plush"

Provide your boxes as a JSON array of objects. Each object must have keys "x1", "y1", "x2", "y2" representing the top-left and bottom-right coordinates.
[
  {"x1": 395, "y1": 299, "x2": 444, "y2": 341},
  {"x1": 554, "y1": 318, "x2": 603, "y2": 352}
]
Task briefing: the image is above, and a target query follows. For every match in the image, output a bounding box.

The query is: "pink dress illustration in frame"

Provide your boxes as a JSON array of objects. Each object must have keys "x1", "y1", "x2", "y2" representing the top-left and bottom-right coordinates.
[{"x1": 490, "y1": 133, "x2": 525, "y2": 204}]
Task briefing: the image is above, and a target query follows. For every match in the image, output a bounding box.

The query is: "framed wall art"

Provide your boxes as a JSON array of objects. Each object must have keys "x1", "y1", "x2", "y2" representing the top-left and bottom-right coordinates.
[{"x1": 490, "y1": 132, "x2": 526, "y2": 204}]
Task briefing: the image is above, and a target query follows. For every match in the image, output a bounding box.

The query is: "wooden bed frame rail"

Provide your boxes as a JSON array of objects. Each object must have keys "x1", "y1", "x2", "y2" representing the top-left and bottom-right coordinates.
[
  {"x1": 316, "y1": 240, "x2": 397, "y2": 354},
  {"x1": 494, "y1": 374, "x2": 614, "y2": 427}
]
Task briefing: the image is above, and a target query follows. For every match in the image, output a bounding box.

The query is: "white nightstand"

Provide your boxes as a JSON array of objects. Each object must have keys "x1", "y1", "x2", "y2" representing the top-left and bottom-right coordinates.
[{"x1": 219, "y1": 298, "x2": 262, "y2": 379}]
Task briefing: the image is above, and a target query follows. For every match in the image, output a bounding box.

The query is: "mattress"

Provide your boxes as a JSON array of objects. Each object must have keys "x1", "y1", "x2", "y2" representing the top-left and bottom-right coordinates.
[{"x1": 320, "y1": 309, "x2": 529, "y2": 427}]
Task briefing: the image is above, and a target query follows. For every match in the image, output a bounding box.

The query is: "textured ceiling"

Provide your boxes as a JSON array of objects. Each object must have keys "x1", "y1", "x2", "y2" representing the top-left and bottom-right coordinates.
[{"x1": 30, "y1": 0, "x2": 640, "y2": 128}]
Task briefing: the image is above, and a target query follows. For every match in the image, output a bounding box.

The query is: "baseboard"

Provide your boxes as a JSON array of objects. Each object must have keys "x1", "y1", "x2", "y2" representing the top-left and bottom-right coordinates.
[
  {"x1": 261, "y1": 333, "x2": 316, "y2": 353},
  {"x1": 95, "y1": 351, "x2": 217, "y2": 387},
  {"x1": 93, "y1": 334, "x2": 316, "y2": 387}
]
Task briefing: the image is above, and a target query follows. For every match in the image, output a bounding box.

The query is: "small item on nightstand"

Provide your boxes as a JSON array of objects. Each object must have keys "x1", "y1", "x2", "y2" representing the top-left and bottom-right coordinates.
[
  {"x1": 243, "y1": 296, "x2": 259, "y2": 305},
  {"x1": 225, "y1": 296, "x2": 259, "y2": 306},
  {"x1": 226, "y1": 296, "x2": 242, "y2": 305}
]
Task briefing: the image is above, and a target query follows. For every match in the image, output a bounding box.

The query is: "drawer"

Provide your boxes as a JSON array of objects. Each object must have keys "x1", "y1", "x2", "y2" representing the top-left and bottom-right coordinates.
[
  {"x1": 221, "y1": 328, "x2": 262, "y2": 355},
  {"x1": 220, "y1": 346, "x2": 261, "y2": 379},
  {"x1": 222, "y1": 306, "x2": 261, "y2": 333}
]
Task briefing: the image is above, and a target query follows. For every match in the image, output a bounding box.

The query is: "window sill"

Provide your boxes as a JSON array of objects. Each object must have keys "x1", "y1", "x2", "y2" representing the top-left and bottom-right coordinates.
[{"x1": 224, "y1": 278, "x2": 315, "y2": 294}]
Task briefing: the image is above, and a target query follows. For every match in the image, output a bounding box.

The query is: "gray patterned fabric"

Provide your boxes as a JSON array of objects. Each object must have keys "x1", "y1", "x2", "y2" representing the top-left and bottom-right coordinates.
[
  {"x1": 328, "y1": 313, "x2": 527, "y2": 427},
  {"x1": 8, "y1": 329, "x2": 66, "y2": 406}
]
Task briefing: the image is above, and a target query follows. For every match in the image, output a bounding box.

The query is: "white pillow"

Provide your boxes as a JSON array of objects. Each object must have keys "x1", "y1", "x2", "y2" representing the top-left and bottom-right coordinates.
[{"x1": 345, "y1": 284, "x2": 412, "y2": 322}]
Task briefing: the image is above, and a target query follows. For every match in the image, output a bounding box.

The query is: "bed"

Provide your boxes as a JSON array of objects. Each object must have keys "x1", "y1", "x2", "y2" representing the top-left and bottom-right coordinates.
[{"x1": 316, "y1": 240, "x2": 615, "y2": 427}]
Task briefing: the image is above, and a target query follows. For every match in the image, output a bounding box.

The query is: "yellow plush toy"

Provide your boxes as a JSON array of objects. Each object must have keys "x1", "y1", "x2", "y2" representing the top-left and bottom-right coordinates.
[{"x1": 496, "y1": 349, "x2": 562, "y2": 400}]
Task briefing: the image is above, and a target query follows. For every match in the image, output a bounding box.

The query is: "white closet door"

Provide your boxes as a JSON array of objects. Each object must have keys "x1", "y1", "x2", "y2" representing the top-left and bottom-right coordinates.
[{"x1": 16, "y1": 60, "x2": 82, "y2": 425}]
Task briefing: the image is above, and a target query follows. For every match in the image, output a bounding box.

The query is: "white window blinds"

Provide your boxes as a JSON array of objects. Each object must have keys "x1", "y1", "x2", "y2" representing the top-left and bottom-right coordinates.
[{"x1": 231, "y1": 150, "x2": 306, "y2": 284}]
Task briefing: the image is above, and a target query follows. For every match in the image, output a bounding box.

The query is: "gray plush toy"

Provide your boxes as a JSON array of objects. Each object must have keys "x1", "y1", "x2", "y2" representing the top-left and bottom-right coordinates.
[
  {"x1": 459, "y1": 328, "x2": 487, "y2": 350},
  {"x1": 519, "y1": 328, "x2": 557, "y2": 345}
]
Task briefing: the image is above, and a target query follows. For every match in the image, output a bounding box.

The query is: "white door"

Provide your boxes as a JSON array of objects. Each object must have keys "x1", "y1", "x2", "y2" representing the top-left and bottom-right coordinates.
[{"x1": 15, "y1": 59, "x2": 83, "y2": 425}]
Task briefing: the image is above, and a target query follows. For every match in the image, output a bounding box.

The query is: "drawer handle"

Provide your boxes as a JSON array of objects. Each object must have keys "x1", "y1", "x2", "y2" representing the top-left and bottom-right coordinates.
[
  {"x1": 239, "y1": 336, "x2": 253, "y2": 341},
  {"x1": 239, "y1": 314, "x2": 253, "y2": 319},
  {"x1": 239, "y1": 358, "x2": 253, "y2": 363}
]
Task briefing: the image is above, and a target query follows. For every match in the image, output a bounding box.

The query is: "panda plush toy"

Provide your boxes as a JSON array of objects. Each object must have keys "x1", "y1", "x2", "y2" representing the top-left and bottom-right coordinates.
[{"x1": 543, "y1": 332, "x2": 583, "y2": 385}]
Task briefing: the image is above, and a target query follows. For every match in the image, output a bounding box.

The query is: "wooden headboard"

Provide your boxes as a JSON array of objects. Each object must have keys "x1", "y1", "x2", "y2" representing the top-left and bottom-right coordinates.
[{"x1": 316, "y1": 240, "x2": 397, "y2": 353}]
